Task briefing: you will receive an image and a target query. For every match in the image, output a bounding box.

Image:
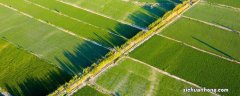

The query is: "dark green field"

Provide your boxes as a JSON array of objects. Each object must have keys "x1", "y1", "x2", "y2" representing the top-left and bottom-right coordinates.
[
  {"x1": 73, "y1": 86, "x2": 107, "y2": 96},
  {"x1": 130, "y1": 36, "x2": 240, "y2": 95},
  {"x1": 161, "y1": 18, "x2": 240, "y2": 61}
]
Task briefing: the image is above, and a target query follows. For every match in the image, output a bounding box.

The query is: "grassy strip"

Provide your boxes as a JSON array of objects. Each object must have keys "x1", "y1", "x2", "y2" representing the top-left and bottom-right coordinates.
[
  {"x1": 0, "y1": 0, "x2": 126, "y2": 48},
  {"x1": 48, "y1": 0, "x2": 193, "y2": 95},
  {"x1": 130, "y1": 36, "x2": 240, "y2": 96},
  {"x1": 161, "y1": 17, "x2": 240, "y2": 61},
  {"x1": 184, "y1": 2, "x2": 240, "y2": 32}
]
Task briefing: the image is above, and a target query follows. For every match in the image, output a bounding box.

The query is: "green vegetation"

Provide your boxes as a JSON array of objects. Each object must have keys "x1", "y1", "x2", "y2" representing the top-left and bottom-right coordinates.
[
  {"x1": 60, "y1": 0, "x2": 179, "y2": 28},
  {"x1": 161, "y1": 18, "x2": 240, "y2": 61},
  {"x1": 0, "y1": 5, "x2": 109, "y2": 75},
  {"x1": 0, "y1": 39, "x2": 70, "y2": 96},
  {"x1": 206, "y1": 0, "x2": 240, "y2": 8},
  {"x1": 0, "y1": 0, "x2": 126, "y2": 48},
  {"x1": 73, "y1": 86, "x2": 106, "y2": 96},
  {"x1": 26, "y1": 0, "x2": 140, "y2": 39},
  {"x1": 130, "y1": 36, "x2": 240, "y2": 95},
  {"x1": 184, "y1": 2, "x2": 240, "y2": 32},
  {"x1": 96, "y1": 58, "x2": 211, "y2": 96}
]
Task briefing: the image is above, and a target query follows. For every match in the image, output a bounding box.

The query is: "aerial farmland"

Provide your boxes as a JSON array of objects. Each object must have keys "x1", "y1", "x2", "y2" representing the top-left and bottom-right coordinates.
[{"x1": 0, "y1": 0, "x2": 239, "y2": 96}]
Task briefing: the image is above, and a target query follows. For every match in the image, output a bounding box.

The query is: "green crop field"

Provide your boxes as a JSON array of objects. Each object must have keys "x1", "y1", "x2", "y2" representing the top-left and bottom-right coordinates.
[
  {"x1": 73, "y1": 86, "x2": 107, "y2": 96},
  {"x1": 60, "y1": 0, "x2": 181, "y2": 28},
  {"x1": 160, "y1": 18, "x2": 240, "y2": 61},
  {"x1": 0, "y1": 5, "x2": 110, "y2": 75},
  {"x1": 184, "y1": 2, "x2": 240, "y2": 32},
  {"x1": 24, "y1": 0, "x2": 141, "y2": 39},
  {"x1": 206, "y1": 0, "x2": 240, "y2": 8},
  {"x1": 3, "y1": 0, "x2": 239, "y2": 95},
  {"x1": 0, "y1": 39, "x2": 70, "y2": 96},
  {"x1": 0, "y1": 0, "x2": 127, "y2": 48},
  {"x1": 130, "y1": 36, "x2": 240, "y2": 95},
  {"x1": 95, "y1": 58, "x2": 211, "y2": 96}
]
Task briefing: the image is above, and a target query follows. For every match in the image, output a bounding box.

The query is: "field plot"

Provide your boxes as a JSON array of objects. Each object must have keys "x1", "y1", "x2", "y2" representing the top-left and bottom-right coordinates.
[
  {"x1": 184, "y1": 2, "x2": 240, "y2": 32},
  {"x1": 0, "y1": 5, "x2": 110, "y2": 75},
  {"x1": 0, "y1": 39, "x2": 71, "y2": 96},
  {"x1": 206, "y1": 0, "x2": 240, "y2": 8},
  {"x1": 73, "y1": 86, "x2": 107, "y2": 96},
  {"x1": 25, "y1": 0, "x2": 141, "y2": 39},
  {"x1": 160, "y1": 18, "x2": 240, "y2": 61},
  {"x1": 95, "y1": 58, "x2": 211, "y2": 96},
  {"x1": 130, "y1": 36, "x2": 240, "y2": 96},
  {"x1": 0, "y1": 0, "x2": 127, "y2": 48},
  {"x1": 60, "y1": 0, "x2": 181, "y2": 28}
]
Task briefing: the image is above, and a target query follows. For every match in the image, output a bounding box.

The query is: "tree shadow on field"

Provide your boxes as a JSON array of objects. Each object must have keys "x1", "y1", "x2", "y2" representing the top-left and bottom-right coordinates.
[
  {"x1": 127, "y1": 0, "x2": 183, "y2": 28},
  {"x1": 192, "y1": 37, "x2": 237, "y2": 61},
  {"x1": 3, "y1": 70, "x2": 72, "y2": 96},
  {"x1": 55, "y1": 41, "x2": 110, "y2": 75}
]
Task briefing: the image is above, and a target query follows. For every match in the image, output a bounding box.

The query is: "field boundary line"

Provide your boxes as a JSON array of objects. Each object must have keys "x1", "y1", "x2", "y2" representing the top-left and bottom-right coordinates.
[
  {"x1": 24, "y1": 0, "x2": 128, "y2": 40},
  {"x1": 215, "y1": 3, "x2": 240, "y2": 11},
  {"x1": 56, "y1": 0, "x2": 147, "y2": 31},
  {"x1": 0, "y1": 3, "x2": 111, "y2": 50},
  {"x1": 127, "y1": 56, "x2": 219, "y2": 96},
  {"x1": 157, "y1": 34, "x2": 240, "y2": 64},
  {"x1": 182, "y1": 15, "x2": 240, "y2": 34}
]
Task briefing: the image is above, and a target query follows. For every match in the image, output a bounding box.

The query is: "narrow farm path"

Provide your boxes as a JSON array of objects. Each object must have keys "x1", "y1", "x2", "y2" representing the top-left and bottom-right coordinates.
[
  {"x1": 0, "y1": 3, "x2": 111, "y2": 50},
  {"x1": 182, "y1": 15, "x2": 240, "y2": 34},
  {"x1": 147, "y1": 68, "x2": 159, "y2": 96},
  {"x1": 24, "y1": 0, "x2": 129, "y2": 40},
  {"x1": 127, "y1": 57, "x2": 219, "y2": 96},
  {"x1": 56, "y1": 0, "x2": 147, "y2": 31},
  {"x1": 156, "y1": 34, "x2": 240, "y2": 64}
]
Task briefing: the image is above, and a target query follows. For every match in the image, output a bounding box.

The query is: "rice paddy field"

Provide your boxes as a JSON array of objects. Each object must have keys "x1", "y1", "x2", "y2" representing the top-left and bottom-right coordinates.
[
  {"x1": 95, "y1": 58, "x2": 211, "y2": 96},
  {"x1": 1, "y1": 0, "x2": 239, "y2": 95},
  {"x1": 60, "y1": 0, "x2": 181, "y2": 28},
  {"x1": 0, "y1": 0, "x2": 181, "y2": 95},
  {"x1": 130, "y1": 36, "x2": 240, "y2": 95},
  {"x1": 91, "y1": 0, "x2": 240, "y2": 96},
  {"x1": 73, "y1": 86, "x2": 107, "y2": 96}
]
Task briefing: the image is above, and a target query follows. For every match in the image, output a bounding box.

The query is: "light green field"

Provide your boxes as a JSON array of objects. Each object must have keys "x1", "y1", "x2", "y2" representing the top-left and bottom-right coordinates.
[
  {"x1": 26, "y1": 0, "x2": 141, "y2": 39},
  {"x1": 0, "y1": 5, "x2": 109, "y2": 75},
  {"x1": 96, "y1": 58, "x2": 211, "y2": 96},
  {"x1": 0, "y1": 39, "x2": 70, "y2": 96},
  {"x1": 73, "y1": 86, "x2": 107, "y2": 96},
  {"x1": 206, "y1": 0, "x2": 240, "y2": 8},
  {"x1": 184, "y1": 2, "x2": 240, "y2": 32},
  {"x1": 0, "y1": 0, "x2": 126, "y2": 48},
  {"x1": 160, "y1": 18, "x2": 240, "y2": 61},
  {"x1": 60, "y1": 0, "x2": 178, "y2": 28},
  {"x1": 130, "y1": 36, "x2": 240, "y2": 96}
]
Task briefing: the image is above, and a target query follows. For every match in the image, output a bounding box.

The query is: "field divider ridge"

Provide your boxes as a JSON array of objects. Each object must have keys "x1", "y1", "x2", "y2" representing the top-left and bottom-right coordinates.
[
  {"x1": 48, "y1": 0, "x2": 197, "y2": 95},
  {"x1": 0, "y1": 2, "x2": 111, "y2": 51},
  {"x1": 126, "y1": 56, "x2": 219, "y2": 96},
  {"x1": 23, "y1": 0, "x2": 128, "y2": 40},
  {"x1": 156, "y1": 34, "x2": 240, "y2": 64},
  {"x1": 182, "y1": 15, "x2": 240, "y2": 34},
  {"x1": 55, "y1": 0, "x2": 147, "y2": 31}
]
